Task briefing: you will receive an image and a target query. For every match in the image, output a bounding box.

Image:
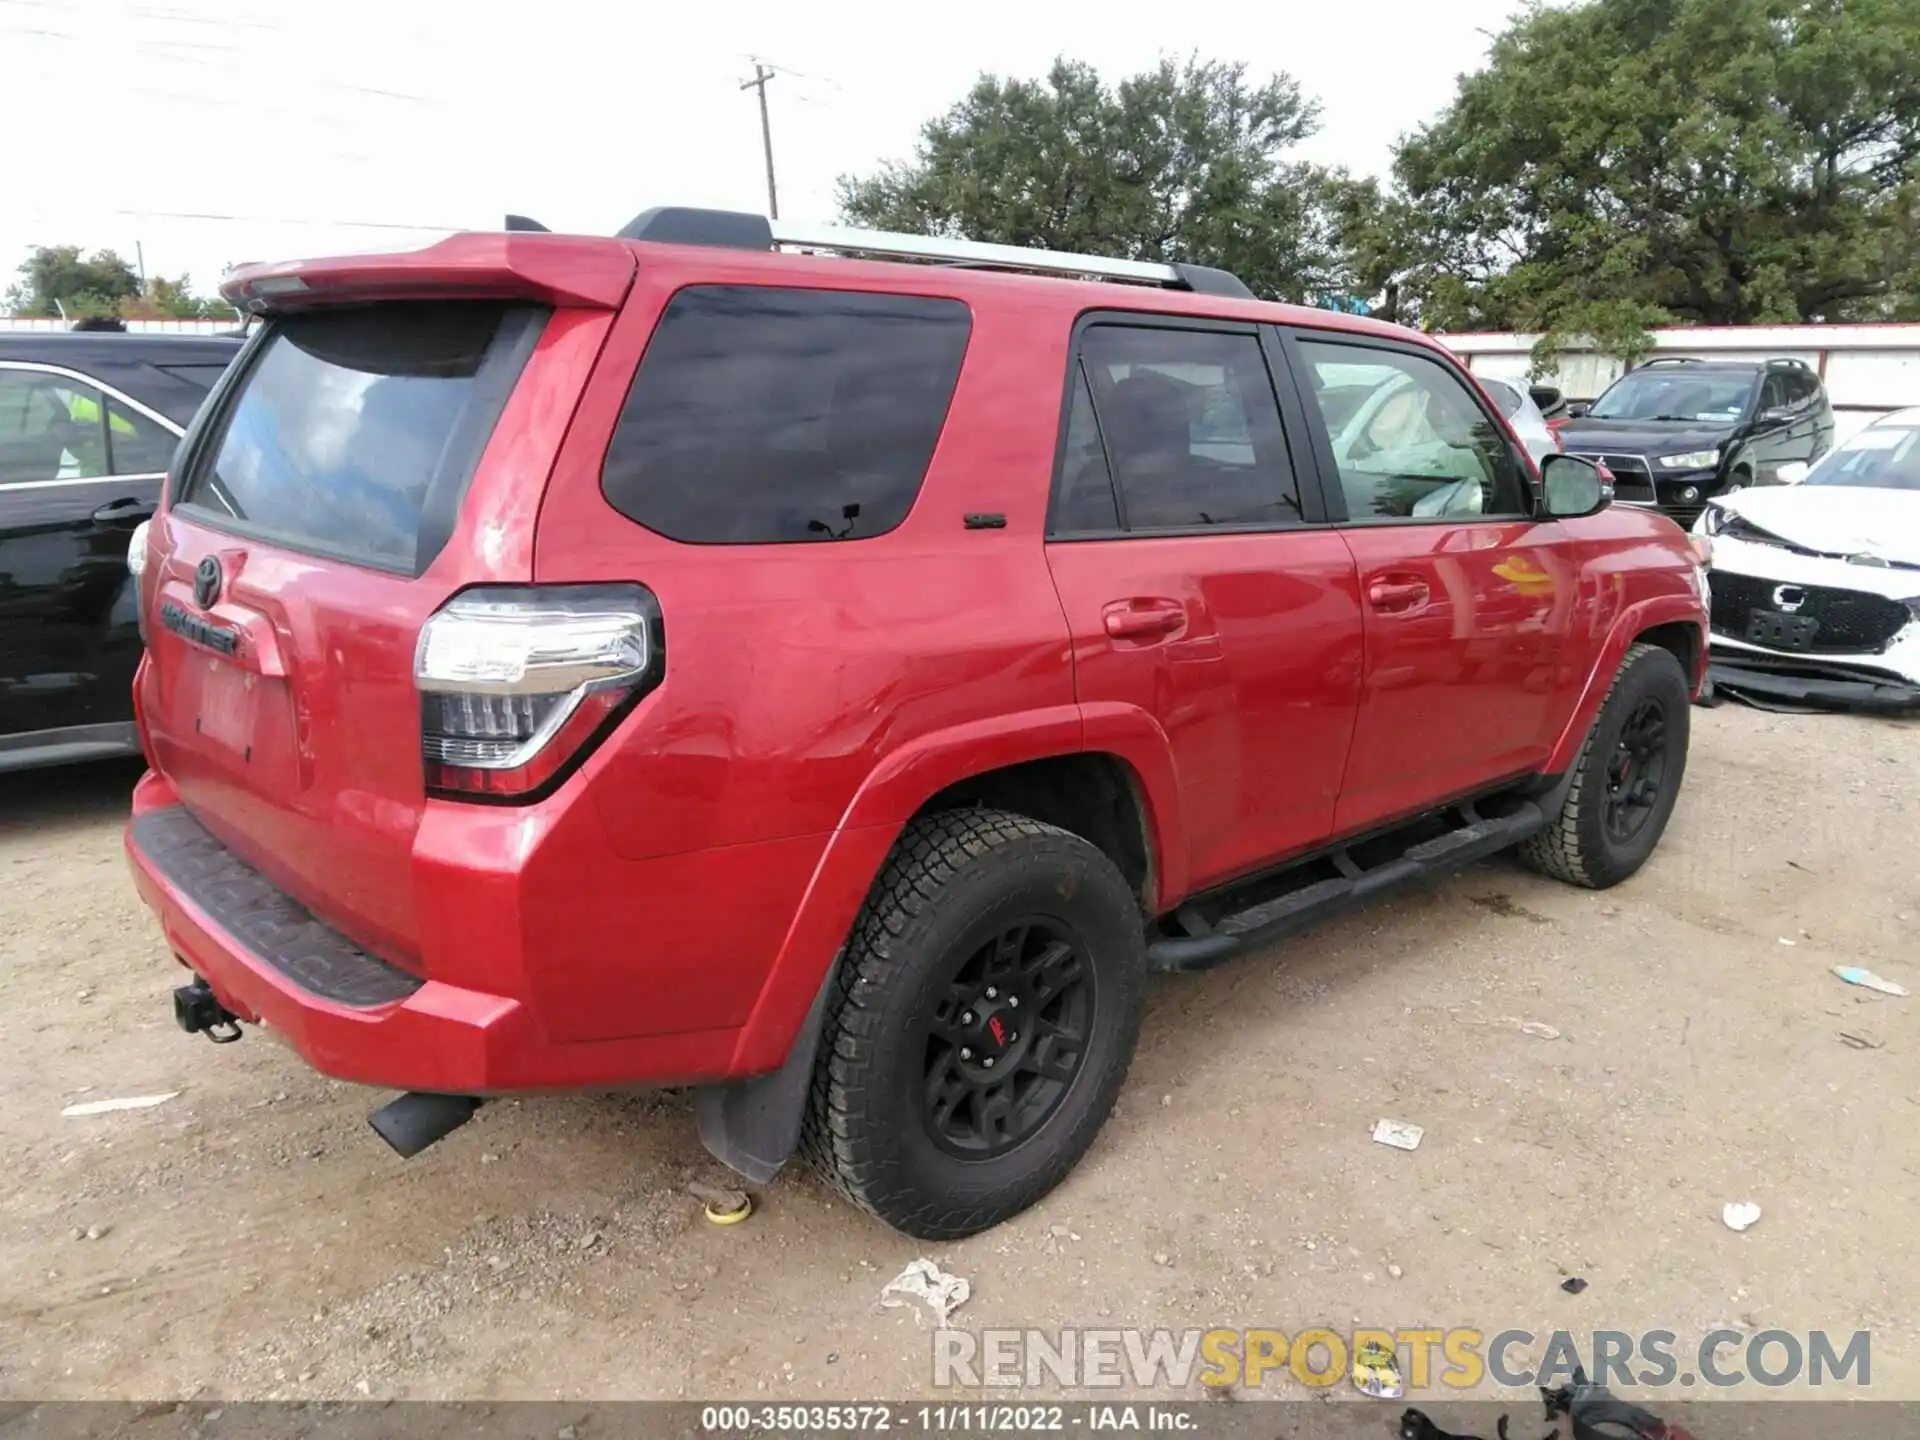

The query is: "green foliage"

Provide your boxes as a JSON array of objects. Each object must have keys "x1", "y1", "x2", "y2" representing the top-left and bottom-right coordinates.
[
  {"x1": 6, "y1": 245, "x2": 142, "y2": 318},
  {"x1": 145, "y1": 275, "x2": 225, "y2": 319},
  {"x1": 1362, "y1": 0, "x2": 1920, "y2": 351},
  {"x1": 837, "y1": 57, "x2": 1342, "y2": 303}
]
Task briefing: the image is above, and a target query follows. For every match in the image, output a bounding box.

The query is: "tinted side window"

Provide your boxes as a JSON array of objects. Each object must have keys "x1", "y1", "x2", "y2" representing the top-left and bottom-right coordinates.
[
  {"x1": 1075, "y1": 326, "x2": 1301, "y2": 531},
  {"x1": 1053, "y1": 365, "x2": 1120, "y2": 533},
  {"x1": 602, "y1": 287, "x2": 971, "y2": 544},
  {"x1": 0, "y1": 370, "x2": 108, "y2": 483},
  {"x1": 105, "y1": 396, "x2": 178, "y2": 474},
  {"x1": 1760, "y1": 373, "x2": 1792, "y2": 411},
  {"x1": 1787, "y1": 370, "x2": 1821, "y2": 407},
  {"x1": 1297, "y1": 340, "x2": 1528, "y2": 521}
]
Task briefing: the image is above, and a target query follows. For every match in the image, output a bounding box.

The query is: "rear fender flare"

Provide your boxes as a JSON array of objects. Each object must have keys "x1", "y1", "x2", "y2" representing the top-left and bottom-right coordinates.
[
  {"x1": 724, "y1": 703, "x2": 1186, "y2": 1077},
  {"x1": 1547, "y1": 596, "x2": 1704, "y2": 774}
]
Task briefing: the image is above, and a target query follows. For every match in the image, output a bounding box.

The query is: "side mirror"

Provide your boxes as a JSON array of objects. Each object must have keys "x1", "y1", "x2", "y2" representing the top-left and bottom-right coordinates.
[
  {"x1": 1775, "y1": 461, "x2": 1810, "y2": 486},
  {"x1": 1538, "y1": 454, "x2": 1611, "y2": 519},
  {"x1": 1759, "y1": 405, "x2": 1794, "y2": 426},
  {"x1": 1567, "y1": 401, "x2": 1591, "y2": 418}
]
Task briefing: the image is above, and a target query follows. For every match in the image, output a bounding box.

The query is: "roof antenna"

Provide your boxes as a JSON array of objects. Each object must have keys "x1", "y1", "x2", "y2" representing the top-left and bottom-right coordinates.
[{"x1": 504, "y1": 215, "x2": 550, "y2": 233}]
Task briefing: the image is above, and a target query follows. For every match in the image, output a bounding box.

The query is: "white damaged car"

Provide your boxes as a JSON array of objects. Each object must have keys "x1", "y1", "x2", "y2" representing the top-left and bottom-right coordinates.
[{"x1": 1695, "y1": 407, "x2": 1920, "y2": 710}]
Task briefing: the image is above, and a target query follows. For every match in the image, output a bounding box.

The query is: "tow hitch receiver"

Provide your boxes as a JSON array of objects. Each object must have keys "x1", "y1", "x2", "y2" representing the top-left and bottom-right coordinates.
[{"x1": 173, "y1": 979, "x2": 242, "y2": 1043}]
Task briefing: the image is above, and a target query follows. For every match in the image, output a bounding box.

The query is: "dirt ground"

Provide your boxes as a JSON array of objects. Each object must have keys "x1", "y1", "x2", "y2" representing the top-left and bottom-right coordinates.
[{"x1": 2, "y1": 704, "x2": 1917, "y2": 1406}]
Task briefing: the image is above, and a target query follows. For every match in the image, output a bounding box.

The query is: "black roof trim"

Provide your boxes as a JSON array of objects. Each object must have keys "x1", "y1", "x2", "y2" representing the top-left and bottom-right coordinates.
[
  {"x1": 1172, "y1": 264, "x2": 1255, "y2": 299},
  {"x1": 617, "y1": 207, "x2": 776, "y2": 250}
]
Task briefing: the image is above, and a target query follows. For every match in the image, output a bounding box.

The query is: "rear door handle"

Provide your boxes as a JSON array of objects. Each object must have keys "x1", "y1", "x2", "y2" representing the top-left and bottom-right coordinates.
[
  {"x1": 1103, "y1": 598, "x2": 1186, "y2": 641},
  {"x1": 1366, "y1": 577, "x2": 1430, "y2": 612},
  {"x1": 92, "y1": 496, "x2": 155, "y2": 525}
]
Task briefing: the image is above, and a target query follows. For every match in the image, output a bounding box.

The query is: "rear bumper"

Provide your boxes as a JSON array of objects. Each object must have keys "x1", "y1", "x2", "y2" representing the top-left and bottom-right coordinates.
[{"x1": 124, "y1": 776, "x2": 758, "y2": 1093}]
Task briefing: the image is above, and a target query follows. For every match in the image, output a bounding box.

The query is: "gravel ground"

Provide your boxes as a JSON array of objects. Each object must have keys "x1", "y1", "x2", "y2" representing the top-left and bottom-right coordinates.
[{"x1": 2, "y1": 704, "x2": 1916, "y2": 1405}]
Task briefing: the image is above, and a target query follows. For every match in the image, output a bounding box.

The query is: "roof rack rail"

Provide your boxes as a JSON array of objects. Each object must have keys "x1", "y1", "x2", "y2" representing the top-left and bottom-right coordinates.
[
  {"x1": 1765, "y1": 356, "x2": 1811, "y2": 370},
  {"x1": 614, "y1": 206, "x2": 1254, "y2": 299}
]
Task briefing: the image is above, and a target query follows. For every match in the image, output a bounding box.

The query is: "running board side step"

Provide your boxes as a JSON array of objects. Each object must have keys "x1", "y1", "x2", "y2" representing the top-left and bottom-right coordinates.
[{"x1": 1145, "y1": 801, "x2": 1547, "y2": 974}]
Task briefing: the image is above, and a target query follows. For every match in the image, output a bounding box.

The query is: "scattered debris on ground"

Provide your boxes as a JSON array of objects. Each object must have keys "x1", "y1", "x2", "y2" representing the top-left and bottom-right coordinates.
[
  {"x1": 687, "y1": 1181, "x2": 753, "y2": 1225},
  {"x1": 880, "y1": 1258, "x2": 970, "y2": 1327},
  {"x1": 1372, "y1": 1119, "x2": 1425, "y2": 1151},
  {"x1": 1833, "y1": 965, "x2": 1908, "y2": 997},
  {"x1": 1722, "y1": 1201, "x2": 1762, "y2": 1233},
  {"x1": 61, "y1": 1092, "x2": 178, "y2": 1118}
]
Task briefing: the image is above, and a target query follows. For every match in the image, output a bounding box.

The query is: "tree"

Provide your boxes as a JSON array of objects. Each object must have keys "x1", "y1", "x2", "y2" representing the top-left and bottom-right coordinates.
[
  {"x1": 838, "y1": 57, "x2": 1344, "y2": 303},
  {"x1": 5, "y1": 245, "x2": 142, "y2": 318},
  {"x1": 139, "y1": 275, "x2": 226, "y2": 320},
  {"x1": 1368, "y1": 0, "x2": 1920, "y2": 359}
]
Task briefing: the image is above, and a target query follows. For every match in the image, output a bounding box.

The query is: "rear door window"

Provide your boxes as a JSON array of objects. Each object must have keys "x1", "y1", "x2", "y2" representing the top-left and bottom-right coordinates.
[
  {"x1": 177, "y1": 302, "x2": 544, "y2": 574},
  {"x1": 600, "y1": 286, "x2": 971, "y2": 544},
  {"x1": 1061, "y1": 324, "x2": 1304, "y2": 532}
]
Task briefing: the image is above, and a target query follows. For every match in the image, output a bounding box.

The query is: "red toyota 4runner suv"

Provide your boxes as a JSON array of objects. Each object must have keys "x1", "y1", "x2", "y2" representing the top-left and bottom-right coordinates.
[{"x1": 125, "y1": 208, "x2": 1708, "y2": 1239}]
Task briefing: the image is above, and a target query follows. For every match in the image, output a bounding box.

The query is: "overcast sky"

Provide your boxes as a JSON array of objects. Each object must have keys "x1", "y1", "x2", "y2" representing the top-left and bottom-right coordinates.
[{"x1": 6, "y1": 0, "x2": 1525, "y2": 302}]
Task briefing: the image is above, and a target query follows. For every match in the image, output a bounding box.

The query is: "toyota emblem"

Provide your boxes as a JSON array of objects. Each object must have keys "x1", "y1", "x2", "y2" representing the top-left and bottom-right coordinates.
[
  {"x1": 193, "y1": 555, "x2": 223, "y2": 610},
  {"x1": 1771, "y1": 584, "x2": 1806, "y2": 613}
]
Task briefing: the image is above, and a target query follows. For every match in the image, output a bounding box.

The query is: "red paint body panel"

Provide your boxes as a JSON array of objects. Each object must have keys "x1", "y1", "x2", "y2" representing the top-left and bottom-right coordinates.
[
  {"x1": 1046, "y1": 532, "x2": 1364, "y2": 893},
  {"x1": 127, "y1": 231, "x2": 1707, "y2": 1101},
  {"x1": 1334, "y1": 519, "x2": 1585, "y2": 834}
]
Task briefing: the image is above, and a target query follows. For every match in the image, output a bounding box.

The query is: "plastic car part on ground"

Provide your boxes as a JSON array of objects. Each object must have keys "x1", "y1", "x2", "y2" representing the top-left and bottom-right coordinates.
[{"x1": 879, "y1": 1258, "x2": 971, "y2": 1327}]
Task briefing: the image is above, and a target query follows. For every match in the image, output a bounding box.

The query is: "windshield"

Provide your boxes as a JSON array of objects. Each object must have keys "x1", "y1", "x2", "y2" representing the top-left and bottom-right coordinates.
[
  {"x1": 1587, "y1": 369, "x2": 1754, "y2": 422},
  {"x1": 1802, "y1": 424, "x2": 1920, "y2": 491}
]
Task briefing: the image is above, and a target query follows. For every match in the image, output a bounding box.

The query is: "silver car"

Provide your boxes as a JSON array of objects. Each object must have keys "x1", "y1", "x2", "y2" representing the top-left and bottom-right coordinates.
[{"x1": 1477, "y1": 376, "x2": 1560, "y2": 468}]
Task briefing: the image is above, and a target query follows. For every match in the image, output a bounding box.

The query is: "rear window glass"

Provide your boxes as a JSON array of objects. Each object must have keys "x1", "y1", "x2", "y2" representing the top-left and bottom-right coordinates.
[
  {"x1": 178, "y1": 302, "x2": 542, "y2": 573},
  {"x1": 601, "y1": 286, "x2": 971, "y2": 544}
]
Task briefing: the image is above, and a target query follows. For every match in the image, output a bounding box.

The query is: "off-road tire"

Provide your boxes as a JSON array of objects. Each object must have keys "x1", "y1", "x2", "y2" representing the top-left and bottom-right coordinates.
[
  {"x1": 801, "y1": 807, "x2": 1146, "y2": 1239},
  {"x1": 1518, "y1": 642, "x2": 1692, "y2": 889}
]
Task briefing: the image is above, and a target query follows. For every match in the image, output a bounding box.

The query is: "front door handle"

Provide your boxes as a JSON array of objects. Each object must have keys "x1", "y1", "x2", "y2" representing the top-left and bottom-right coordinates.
[
  {"x1": 1366, "y1": 577, "x2": 1430, "y2": 612},
  {"x1": 92, "y1": 496, "x2": 155, "y2": 525},
  {"x1": 1103, "y1": 598, "x2": 1186, "y2": 641}
]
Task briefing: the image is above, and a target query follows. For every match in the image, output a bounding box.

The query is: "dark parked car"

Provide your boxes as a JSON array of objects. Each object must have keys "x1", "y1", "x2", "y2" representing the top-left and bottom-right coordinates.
[
  {"x1": 0, "y1": 331, "x2": 241, "y2": 772},
  {"x1": 1559, "y1": 356, "x2": 1835, "y2": 529}
]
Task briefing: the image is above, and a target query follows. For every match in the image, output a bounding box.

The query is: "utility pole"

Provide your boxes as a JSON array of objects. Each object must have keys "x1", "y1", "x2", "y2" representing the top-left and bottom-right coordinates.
[{"x1": 741, "y1": 61, "x2": 779, "y2": 219}]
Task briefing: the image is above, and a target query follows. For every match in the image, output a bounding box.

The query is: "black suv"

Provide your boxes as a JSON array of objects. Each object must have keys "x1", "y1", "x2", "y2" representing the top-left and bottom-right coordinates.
[
  {"x1": 0, "y1": 330, "x2": 242, "y2": 772},
  {"x1": 1558, "y1": 357, "x2": 1835, "y2": 529}
]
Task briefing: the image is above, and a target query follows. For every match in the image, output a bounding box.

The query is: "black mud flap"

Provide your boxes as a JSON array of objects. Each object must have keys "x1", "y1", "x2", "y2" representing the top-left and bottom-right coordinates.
[{"x1": 693, "y1": 955, "x2": 839, "y2": 1185}]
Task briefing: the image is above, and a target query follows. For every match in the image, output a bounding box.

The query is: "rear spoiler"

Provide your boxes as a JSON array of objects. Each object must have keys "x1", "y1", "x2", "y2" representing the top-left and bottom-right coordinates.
[{"x1": 221, "y1": 230, "x2": 635, "y2": 315}]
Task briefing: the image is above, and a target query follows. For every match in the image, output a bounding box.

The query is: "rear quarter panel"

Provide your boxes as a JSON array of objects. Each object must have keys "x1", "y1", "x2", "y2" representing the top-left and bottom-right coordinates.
[{"x1": 528, "y1": 250, "x2": 1093, "y2": 1054}]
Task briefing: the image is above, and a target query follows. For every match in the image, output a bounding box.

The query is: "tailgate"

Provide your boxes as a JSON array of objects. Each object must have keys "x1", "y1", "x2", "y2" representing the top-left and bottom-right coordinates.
[{"x1": 139, "y1": 296, "x2": 607, "y2": 967}]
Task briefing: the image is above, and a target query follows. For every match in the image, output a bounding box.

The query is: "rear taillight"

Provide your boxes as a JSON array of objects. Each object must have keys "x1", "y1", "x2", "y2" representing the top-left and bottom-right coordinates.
[{"x1": 414, "y1": 585, "x2": 662, "y2": 801}]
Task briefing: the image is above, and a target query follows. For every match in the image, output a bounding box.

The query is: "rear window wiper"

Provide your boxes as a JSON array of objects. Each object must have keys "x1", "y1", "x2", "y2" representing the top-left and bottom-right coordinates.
[{"x1": 806, "y1": 502, "x2": 862, "y2": 539}]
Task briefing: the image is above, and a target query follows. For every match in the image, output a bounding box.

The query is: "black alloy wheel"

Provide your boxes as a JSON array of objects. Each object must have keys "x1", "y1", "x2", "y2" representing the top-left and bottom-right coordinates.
[
  {"x1": 1603, "y1": 695, "x2": 1669, "y2": 844},
  {"x1": 922, "y1": 918, "x2": 1094, "y2": 1158}
]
